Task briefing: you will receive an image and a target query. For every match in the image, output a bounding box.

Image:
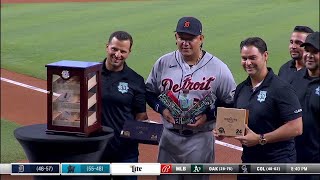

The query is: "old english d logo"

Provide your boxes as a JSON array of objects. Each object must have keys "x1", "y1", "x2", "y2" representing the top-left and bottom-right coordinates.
[
  {"x1": 118, "y1": 82, "x2": 129, "y2": 94},
  {"x1": 257, "y1": 90, "x2": 267, "y2": 102},
  {"x1": 184, "y1": 21, "x2": 190, "y2": 28}
]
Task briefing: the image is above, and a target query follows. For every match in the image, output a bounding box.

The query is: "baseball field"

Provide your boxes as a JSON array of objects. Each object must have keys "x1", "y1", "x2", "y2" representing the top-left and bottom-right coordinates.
[{"x1": 1, "y1": 0, "x2": 319, "y2": 180}]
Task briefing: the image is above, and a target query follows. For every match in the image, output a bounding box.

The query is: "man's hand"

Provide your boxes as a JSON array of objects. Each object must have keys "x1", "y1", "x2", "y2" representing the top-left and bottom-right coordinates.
[
  {"x1": 187, "y1": 114, "x2": 207, "y2": 127},
  {"x1": 162, "y1": 109, "x2": 175, "y2": 124},
  {"x1": 213, "y1": 129, "x2": 225, "y2": 140},
  {"x1": 234, "y1": 125, "x2": 259, "y2": 147}
]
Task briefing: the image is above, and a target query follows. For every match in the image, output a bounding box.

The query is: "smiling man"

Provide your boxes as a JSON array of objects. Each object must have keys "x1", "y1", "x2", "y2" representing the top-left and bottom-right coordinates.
[
  {"x1": 278, "y1": 26, "x2": 314, "y2": 83},
  {"x1": 291, "y1": 32, "x2": 320, "y2": 180},
  {"x1": 145, "y1": 16, "x2": 236, "y2": 180},
  {"x1": 234, "y1": 37, "x2": 303, "y2": 180},
  {"x1": 99, "y1": 31, "x2": 148, "y2": 180}
]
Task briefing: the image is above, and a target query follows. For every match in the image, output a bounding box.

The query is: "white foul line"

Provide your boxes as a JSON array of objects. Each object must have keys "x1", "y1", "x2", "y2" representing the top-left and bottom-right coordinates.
[
  {"x1": 1, "y1": 77, "x2": 60, "y2": 96},
  {"x1": 215, "y1": 140, "x2": 243, "y2": 151},
  {"x1": 0, "y1": 76, "x2": 243, "y2": 151}
]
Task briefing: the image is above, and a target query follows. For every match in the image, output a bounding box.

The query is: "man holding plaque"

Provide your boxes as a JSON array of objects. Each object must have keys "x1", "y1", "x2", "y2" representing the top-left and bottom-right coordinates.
[
  {"x1": 145, "y1": 16, "x2": 236, "y2": 180},
  {"x1": 99, "y1": 31, "x2": 148, "y2": 180},
  {"x1": 233, "y1": 37, "x2": 303, "y2": 180}
]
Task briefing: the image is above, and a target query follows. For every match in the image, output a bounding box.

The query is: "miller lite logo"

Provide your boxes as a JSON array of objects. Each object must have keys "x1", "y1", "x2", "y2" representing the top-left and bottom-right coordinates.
[{"x1": 161, "y1": 164, "x2": 172, "y2": 173}]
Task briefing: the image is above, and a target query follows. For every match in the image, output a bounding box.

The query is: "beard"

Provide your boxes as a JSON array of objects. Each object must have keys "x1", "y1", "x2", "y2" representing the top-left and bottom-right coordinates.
[
  {"x1": 291, "y1": 53, "x2": 303, "y2": 61},
  {"x1": 305, "y1": 61, "x2": 319, "y2": 72}
]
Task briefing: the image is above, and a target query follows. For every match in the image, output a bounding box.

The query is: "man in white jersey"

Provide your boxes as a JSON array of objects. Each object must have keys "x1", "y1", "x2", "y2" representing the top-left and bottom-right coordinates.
[{"x1": 145, "y1": 16, "x2": 236, "y2": 180}]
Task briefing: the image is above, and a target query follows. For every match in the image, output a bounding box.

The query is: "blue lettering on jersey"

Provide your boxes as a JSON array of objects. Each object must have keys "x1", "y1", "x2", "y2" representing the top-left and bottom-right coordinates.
[
  {"x1": 315, "y1": 86, "x2": 320, "y2": 96},
  {"x1": 118, "y1": 82, "x2": 129, "y2": 94},
  {"x1": 257, "y1": 90, "x2": 267, "y2": 102}
]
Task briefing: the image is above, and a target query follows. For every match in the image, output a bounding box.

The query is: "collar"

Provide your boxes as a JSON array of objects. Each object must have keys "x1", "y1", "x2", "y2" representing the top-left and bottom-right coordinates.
[
  {"x1": 102, "y1": 58, "x2": 128, "y2": 74},
  {"x1": 289, "y1": 59, "x2": 296, "y2": 68},
  {"x1": 302, "y1": 68, "x2": 320, "y2": 82},
  {"x1": 244, "y1": 67, "x2": 275, "y2": 88}
]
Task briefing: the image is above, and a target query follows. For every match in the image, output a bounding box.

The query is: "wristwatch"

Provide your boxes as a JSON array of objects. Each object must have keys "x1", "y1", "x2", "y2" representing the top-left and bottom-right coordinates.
[{"x1": 259, "y1": 134, "x2": 267, "y2": 145}]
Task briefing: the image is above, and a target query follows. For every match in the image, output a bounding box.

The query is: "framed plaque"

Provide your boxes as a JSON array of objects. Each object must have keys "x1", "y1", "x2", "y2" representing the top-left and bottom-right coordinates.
[
  {"x1": 215, "y1": 107, "x2": 249, "y2": 137},
  {"x1": 45, "y1": 60, "x2": 102, "y2": 137}
]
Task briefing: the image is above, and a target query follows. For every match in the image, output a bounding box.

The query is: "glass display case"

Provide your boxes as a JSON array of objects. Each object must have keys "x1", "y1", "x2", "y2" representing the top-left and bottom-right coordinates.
[{"x1": 45, "y1": 60, "x2": 102, "y2": 137}]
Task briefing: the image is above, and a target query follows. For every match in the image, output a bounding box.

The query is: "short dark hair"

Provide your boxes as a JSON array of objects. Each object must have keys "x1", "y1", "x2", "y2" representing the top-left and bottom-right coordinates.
[
  {"x1": 240, "y1": 37, "x2": 268, "y2": 54},
  {"x1": 293, "y1": 26, "x2": 314, "y2": 33},
  {"x1": 108, "y1": 31, "x2": 133, "y2": 49}
]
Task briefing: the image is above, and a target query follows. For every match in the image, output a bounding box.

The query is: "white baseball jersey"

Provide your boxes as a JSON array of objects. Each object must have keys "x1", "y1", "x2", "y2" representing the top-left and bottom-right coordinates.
[{"x1": 146, "y1": 50, "x2": 236, "y2": 131}]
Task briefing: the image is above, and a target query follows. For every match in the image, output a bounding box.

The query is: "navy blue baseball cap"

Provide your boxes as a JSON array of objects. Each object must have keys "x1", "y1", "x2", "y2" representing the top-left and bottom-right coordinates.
[
  {"x1": 175, "y1": 16, "x2": 202, "y2": 36},
  {"x1": 300, "y1": 32, "x2": 319, "y2": 51}
]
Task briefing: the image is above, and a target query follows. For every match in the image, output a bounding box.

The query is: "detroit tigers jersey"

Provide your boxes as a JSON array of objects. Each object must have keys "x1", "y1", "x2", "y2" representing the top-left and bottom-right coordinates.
[{"x1": 146, "y1": 50, "x2": 236, "y2": 131}]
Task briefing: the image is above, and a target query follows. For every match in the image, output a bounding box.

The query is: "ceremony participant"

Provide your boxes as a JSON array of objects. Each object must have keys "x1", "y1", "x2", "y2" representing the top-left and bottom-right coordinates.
[
  {"x1": 278, "y1": 26, "x2": 314, "y2": 83},
  {"x1": 145, "y1": 16, "x2": 236, "y2": 180},
  {"x1": 234, "y1": 37, "x2": 303, "y2": 180},
  {"x1": 292, "y1": 32, "x2": 319, "y2": 180},
  {"x1": 100, "y1": 31, "x2": 148, "y2": 180}
]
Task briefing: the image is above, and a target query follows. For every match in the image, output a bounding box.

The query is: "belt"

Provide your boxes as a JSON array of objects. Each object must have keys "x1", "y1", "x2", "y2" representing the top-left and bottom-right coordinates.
[{"x1": 169, "y1": 129, "x2": 205, "y2": 137}]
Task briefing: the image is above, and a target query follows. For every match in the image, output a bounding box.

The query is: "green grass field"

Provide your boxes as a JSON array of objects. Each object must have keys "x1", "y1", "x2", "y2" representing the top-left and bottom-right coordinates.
[
  {"x1": 1, "y1": 0, "x2": 319, "y2": 83},
  {"x1": 1, "y1": 120, "x2": 26, "y2": 163},
  {"x1": 0, "y1": 0, "x2": 319, "y2": 163}
]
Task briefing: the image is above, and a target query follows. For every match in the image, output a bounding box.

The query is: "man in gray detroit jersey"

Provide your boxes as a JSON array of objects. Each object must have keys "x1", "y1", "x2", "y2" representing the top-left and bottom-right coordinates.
[{"x1": 146, "y1": 16, "x2": 236, "y2": 180}]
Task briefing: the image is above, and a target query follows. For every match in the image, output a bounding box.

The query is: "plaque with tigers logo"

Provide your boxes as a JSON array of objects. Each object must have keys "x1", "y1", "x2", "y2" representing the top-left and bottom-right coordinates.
[{"x1": 215, "y1": 107, "x2": 249, "y2": 137}]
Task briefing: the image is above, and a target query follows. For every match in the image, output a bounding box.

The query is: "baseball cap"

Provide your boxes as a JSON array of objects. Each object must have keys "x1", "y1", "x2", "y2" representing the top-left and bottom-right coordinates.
[
  {"x1": 175, "y1": 16, "x2": 202, "y2": 36},
  {"x1": 300, "y1": 32, "x2": 319, "y2": 51}
]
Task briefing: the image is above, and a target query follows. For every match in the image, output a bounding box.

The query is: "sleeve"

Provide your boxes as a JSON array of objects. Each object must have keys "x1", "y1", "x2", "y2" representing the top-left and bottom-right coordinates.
[
  {"x1": 206, "y1": 64, "x2": 236, "y2": 121},
  {"x1": 145, "y1": 58, "x2": 166, "y2": 114},
  {"x1": 132, "y1": 76, "x2": 147, "y2": 114},
  {"x1": 216, "y1": 64, "x2": 236, "y2": 107},
  {"x1": 275, "y1": 85, "x2": 302, "y2": 122}
]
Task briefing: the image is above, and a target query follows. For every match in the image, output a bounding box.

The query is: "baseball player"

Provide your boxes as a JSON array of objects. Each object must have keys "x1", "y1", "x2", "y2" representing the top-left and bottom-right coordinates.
[{"x1": 145, "y1": 16, "x2": 236, "y2": 180}]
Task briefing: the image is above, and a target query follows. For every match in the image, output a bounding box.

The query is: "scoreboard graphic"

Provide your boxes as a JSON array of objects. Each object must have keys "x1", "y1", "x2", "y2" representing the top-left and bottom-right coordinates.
[{"x1": 1, "y1": 163, "x2": 319, "y2": 175}]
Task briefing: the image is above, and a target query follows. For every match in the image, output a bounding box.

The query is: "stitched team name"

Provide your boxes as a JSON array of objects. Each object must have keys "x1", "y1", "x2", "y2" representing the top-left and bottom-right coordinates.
[{"x1": 161, "y1": 77, "x2": 215, "y2": 93}]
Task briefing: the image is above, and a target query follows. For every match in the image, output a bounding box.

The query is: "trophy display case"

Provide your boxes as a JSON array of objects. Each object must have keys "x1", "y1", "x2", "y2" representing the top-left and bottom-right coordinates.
[{"x1": 45, "y1": 60, "x2": 102, "y2": 137}]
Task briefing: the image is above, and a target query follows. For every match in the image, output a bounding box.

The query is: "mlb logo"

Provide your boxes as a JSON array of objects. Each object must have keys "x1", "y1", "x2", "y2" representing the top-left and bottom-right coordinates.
[{"x1": 161, "y1": 164, "x2": 172, "y2": 173}]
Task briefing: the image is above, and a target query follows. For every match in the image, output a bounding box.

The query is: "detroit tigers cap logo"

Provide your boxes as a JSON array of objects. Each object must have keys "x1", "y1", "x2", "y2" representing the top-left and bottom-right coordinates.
[{"x1": 184, "y1": 21, "x2": 190, "y2": 28}]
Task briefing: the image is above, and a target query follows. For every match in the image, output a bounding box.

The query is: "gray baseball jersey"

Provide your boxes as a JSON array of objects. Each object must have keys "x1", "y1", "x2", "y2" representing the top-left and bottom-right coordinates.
[{"x1": 146, "y1": 50, "x2": 236, "y2": 131}]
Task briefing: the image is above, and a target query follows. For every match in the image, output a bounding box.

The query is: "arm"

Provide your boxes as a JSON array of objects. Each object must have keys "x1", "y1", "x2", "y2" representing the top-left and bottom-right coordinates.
[
  {"x1": 216, "y1": 64, "x2": 236, "y2": 109},
  {"x1": 145, "y1": 59, "x2": 175, "y2": 124},
  {"x1": 133, "y1": 76, "x2": 148, "y2": 121},
  {"x1": 236, "y1": 118, "x2": 302, "y2": 147},
  {"x1": 235, "y1": 85, "x2": 303, "y2": 147},
  {"x1": 264, "y1": 117, "x2": 302, "y2": 143},
  {"x1": 210, "y1": 64, "x2": 236, "y2": 121}
]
